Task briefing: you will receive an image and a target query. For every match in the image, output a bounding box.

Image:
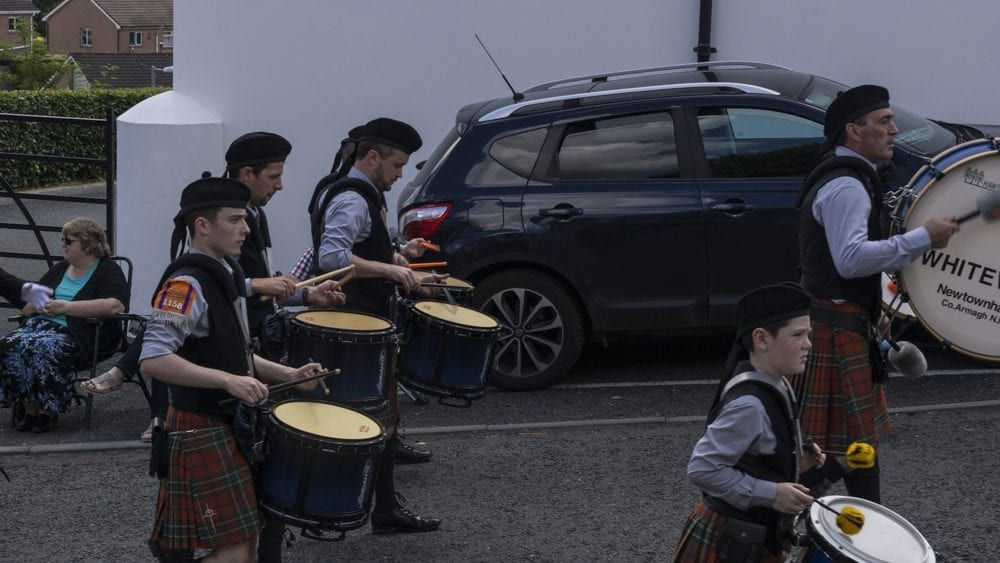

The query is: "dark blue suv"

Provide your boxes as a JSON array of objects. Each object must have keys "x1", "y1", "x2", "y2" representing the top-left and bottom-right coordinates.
[{"x1": 397, "y1": 61, "x2": 979, "y2": 390}]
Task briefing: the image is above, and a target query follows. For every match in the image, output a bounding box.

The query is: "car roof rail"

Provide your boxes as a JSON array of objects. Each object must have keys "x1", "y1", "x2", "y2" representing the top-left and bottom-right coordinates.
[
  {"x1": 478, "y1": 82, "x2": 780, "y2": 122},
  {"x1": 524, "y1": 60, "x2": 790, "y2": 93}
]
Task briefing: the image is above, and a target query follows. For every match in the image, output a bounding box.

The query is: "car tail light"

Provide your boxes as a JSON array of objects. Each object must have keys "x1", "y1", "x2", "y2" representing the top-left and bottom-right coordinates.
[{"x1": 400, "y1": 203, "x2": 452, "y2": 240}]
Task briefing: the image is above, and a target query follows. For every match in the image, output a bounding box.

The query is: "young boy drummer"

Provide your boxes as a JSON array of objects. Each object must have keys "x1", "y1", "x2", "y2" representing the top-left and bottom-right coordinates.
[
  {"x1": 673, "y1": 283, "x2": 824, "y2": 562},
  {"x1": 141, "y1": 176, "x2": 323, "y2": 561}
]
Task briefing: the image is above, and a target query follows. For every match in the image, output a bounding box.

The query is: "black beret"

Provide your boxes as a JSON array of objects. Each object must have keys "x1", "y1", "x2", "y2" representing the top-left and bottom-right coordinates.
[
  {"x1": 175, "y1": 177, "x2": 250, "y2": 221},
  {"x1": 170, "y1": 176, "x2": 250, "y2": 258},
  {"x1": 360, "y1": 117, "x2": 422, "y2": 154},
  {"x1": 823, "y1": 85, "x2": 890, "y2": 140},
  {"x1": 225, "y1": 131, "x2": 292, "y2": 171},
  {"x1": 735, "y1": 282, "x2": 813, "y2": 340}
]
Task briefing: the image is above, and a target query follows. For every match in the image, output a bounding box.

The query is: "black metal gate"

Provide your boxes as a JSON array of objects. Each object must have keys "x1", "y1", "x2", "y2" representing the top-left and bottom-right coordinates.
[{"x1": 0, "y1": 108, "x2": 115, "y2": 307}]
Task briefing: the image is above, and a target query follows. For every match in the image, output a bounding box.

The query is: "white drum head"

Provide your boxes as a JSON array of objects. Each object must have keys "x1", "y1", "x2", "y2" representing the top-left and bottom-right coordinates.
[
  {"x1": 413, "y1": 300, "x2": 499, "y2": 328},
  {"x1": 900, "y1": 146, "x2": 1000, "y2": 362},
  {"x1": 808, "y1": 495, "x2": 935, "y2": 563},
  {"x1": 274, "y1": 401, "x2": 382, "y2": 440},
  {"x1": 296, "y1": 310, "x2": 392, "y2": 332}
]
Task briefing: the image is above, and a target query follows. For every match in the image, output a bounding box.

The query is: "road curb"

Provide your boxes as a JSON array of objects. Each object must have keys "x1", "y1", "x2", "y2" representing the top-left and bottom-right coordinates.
[{"x1": 4, "y1": 400, "x2": 999, "y2": 457}]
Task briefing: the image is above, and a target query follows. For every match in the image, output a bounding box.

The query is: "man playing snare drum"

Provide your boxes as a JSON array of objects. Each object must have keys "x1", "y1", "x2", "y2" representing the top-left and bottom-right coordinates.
[
  {"x1": 792, "y1": 85, "x2": 959, "y2": 503},
  {"x1": 307, "y1": 117, "x2": 442, "y2": 533}
]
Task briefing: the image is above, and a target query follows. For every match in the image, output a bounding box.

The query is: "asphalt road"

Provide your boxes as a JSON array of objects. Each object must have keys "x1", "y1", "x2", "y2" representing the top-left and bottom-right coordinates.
[
  {"x1": 2, "y1": 402, "x2": 998, "y2": 561},
  {"x1": 1, "y1": 334, "x2": 998, "y2": 561}
]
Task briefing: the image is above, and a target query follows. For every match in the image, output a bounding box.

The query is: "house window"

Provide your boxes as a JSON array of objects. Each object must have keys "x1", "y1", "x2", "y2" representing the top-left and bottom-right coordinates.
[
  {"x1": 81, "y1": 28, "x2": 92, "y2": 47},
  {"x1": 161, "y1": 32, "x2": 173, "y2": 48},
  {"x1": 129, "y1": 31, "x2": 142, "y2": 46},
  {"x1": 8, "y1": 17, "x2": 19, "y2": 32}
]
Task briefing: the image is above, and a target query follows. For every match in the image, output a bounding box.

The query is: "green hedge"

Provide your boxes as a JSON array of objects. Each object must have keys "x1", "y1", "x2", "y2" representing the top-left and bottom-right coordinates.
[{"x1": 0, "y1": 87, "x2": 166, "y2": 189}]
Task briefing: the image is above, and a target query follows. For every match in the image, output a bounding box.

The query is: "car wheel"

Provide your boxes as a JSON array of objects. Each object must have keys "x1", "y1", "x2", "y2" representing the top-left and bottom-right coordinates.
[{"x1": 472, "y1": 269, "x2": 584, "y2": 390}]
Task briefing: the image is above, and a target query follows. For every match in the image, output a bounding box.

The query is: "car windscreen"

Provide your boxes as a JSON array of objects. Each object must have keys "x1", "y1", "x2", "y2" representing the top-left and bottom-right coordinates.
[{"x1": 800, "y1": 78, "x2": 957, "y2": 157}]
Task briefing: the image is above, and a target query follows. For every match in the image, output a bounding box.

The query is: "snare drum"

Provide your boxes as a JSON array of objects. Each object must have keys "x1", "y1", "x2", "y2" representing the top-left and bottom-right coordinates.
[
  {"x1": 258, "y1": 401, "x2": 385, "y2": 531},
  {"x1": 893, "y1": 139, "x2": 1000, "y2": 362},
  {"x1": 287, "y1": 311, "x2": 395, "y2": 410},
  {"x1": 434, "y1": 276, "x2": 475, "y2": 303},
  {"x1": 394, "y1": 277, "x2": 476, "y2": 334},
  {"x1": 398, "y1": 301, "x2": 500, "y2": 404},
  {"x1": 800, "y1": 495, "x2": 935, "y2": 563}
]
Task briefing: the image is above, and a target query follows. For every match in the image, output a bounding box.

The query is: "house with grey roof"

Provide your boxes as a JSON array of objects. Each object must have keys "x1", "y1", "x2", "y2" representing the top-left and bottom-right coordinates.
[{"x1": 43, "y1": 0, "x2": 172, "y2": 55}]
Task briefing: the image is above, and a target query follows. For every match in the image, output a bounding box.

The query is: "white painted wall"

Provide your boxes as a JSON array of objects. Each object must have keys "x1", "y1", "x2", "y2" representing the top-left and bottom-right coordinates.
[{"x1": 118, "y1": 0, "x2": 1000, "y2": 311}]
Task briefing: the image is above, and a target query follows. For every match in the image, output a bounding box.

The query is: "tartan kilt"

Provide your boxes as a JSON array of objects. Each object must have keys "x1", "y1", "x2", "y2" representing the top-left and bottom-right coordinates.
[
  {"x1": 672, "y1": 500, "x2": 782, "y2": 563},
  {"x1": 150, "y1": 408, "x2": 262, "y2": 552},
  {"x1": 790, "y1": 302, "x2": 890, "y2": 452}
]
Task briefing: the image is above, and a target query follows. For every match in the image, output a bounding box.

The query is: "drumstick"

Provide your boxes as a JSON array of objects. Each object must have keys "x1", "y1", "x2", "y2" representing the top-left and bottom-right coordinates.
[
  {"x1": 309, "y1": 357, "x2": 331, "y2": 396},
  {"x1": 219, "y1": 369, "x2": 340, "y2": 405},
  {"x1": 409, "y1": 261, "x2": 447, "y2": 269},
  {"x1": 266, "y1": 368, "x2": 340, "y2": 394},
  {"x1": 291, "y1": 264, "x2": 355, "y2": 289},
  {"x1": 260, "y1": 265, "x2": 355, "y2": 301},
  {"x1": 418, "y1": 240, "x2": 440, "y2": 252},
  {"x1": 329, "y1": 270, "x2": 355, "y2": 290},
  {"x1": 955, "y1": 192, "x2": 1000, "y2": 224}
]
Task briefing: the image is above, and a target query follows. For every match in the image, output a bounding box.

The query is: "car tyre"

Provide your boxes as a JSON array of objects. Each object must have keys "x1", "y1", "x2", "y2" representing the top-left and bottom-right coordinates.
[{"x1": 472, "y1": 269, "x2": 584, "y2": 390}]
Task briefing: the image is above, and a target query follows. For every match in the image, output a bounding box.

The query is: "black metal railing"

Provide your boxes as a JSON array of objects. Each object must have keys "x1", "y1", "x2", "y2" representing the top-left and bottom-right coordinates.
[{"x1": 0, "y1": 107, "x2": 116, "y2": 308}]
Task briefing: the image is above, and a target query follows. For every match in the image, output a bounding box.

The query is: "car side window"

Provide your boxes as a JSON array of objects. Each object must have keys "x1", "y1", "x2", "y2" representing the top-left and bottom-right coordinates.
[
  {"x1": 557, "y1": 112, "x2": 678, "y2": 181},
  {"x1": 464, "y1": 128, "x2": 547, "y2": 186},
  {"x1": 697, "y1": 107, "x2": 824, "y2": 178}
]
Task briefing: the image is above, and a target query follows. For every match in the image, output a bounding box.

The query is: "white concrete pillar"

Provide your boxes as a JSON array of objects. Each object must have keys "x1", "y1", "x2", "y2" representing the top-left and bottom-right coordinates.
[{"x1": 117, "y1": 91, "x2": 223, "y2": 314}]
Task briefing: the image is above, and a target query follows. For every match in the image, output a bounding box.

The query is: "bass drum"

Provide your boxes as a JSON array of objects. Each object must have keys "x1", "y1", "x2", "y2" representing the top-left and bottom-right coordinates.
[{"x1": 894, "y1": 138, "x2": 1000, "y2": 362}]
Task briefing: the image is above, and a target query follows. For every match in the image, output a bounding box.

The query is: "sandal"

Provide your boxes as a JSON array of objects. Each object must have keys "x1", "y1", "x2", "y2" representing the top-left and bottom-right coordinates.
[
  {"x1": 81, "y1": 369, "x2": 125, "y2": 394},
  {"x1": 140, "y1": 420, "x2": 155, "y2": 442}
]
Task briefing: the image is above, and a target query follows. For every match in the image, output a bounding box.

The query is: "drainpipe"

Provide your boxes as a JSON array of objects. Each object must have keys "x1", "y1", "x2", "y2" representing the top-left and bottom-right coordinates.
[{"x1": 693, "y1": 0, "x2": 716, "y2": 63}]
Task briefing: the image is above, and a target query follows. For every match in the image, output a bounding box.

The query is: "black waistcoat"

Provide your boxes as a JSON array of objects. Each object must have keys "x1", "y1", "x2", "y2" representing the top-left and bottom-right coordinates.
[
  {"x1": 310, "y1": 175, "x2": 395, "y2": 317},
  {"x1": 241, "y1": 207, "x2": 274, "y2": 337},
  {"x1": 798, "y1": 153, "x2": 885, "y2": 313},
  {"x1": 152, "y1": 254, "x2": 251, "y2": 417},
  {"x1": 705, "y1": 380, "x2": 797, "y2": 554}
]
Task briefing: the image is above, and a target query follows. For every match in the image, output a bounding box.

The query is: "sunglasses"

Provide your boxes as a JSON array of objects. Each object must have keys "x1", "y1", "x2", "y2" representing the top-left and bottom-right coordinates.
[{"x1": 61, "y1": 236, "x2": 79, "y2": 246}]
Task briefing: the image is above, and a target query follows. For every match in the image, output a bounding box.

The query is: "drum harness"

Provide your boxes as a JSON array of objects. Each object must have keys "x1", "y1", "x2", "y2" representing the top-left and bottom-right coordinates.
[{"x1": 701, "y1": 372, "x2": 803, "y2": 559}]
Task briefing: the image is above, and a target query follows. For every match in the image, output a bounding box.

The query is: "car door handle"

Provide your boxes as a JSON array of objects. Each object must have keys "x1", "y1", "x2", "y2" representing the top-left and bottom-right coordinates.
[
  {"x1": 538, "y1": 206, "x2": 583, "y2": 218},
  {"x1": 709, "y1": 202, "x2": 755, "y2": 214}
]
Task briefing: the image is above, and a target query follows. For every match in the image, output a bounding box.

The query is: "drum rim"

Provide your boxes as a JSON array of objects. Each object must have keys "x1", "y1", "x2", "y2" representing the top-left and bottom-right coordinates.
[
  {"x1": 896, "y1": 143, "x2": 1000, "y2": 362},
  {"x1": 291, "y1": 310, "x2": 395, "y2": 334},
  {"x1": 259, "y1": 502, "x2": 372, "y2": 532},
  {"x1": 410, "y1": 300, "x2": 500, "y2": 331},
  {"x1": 806, "y1": 495, "x2": 935, "y2": 563}
]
